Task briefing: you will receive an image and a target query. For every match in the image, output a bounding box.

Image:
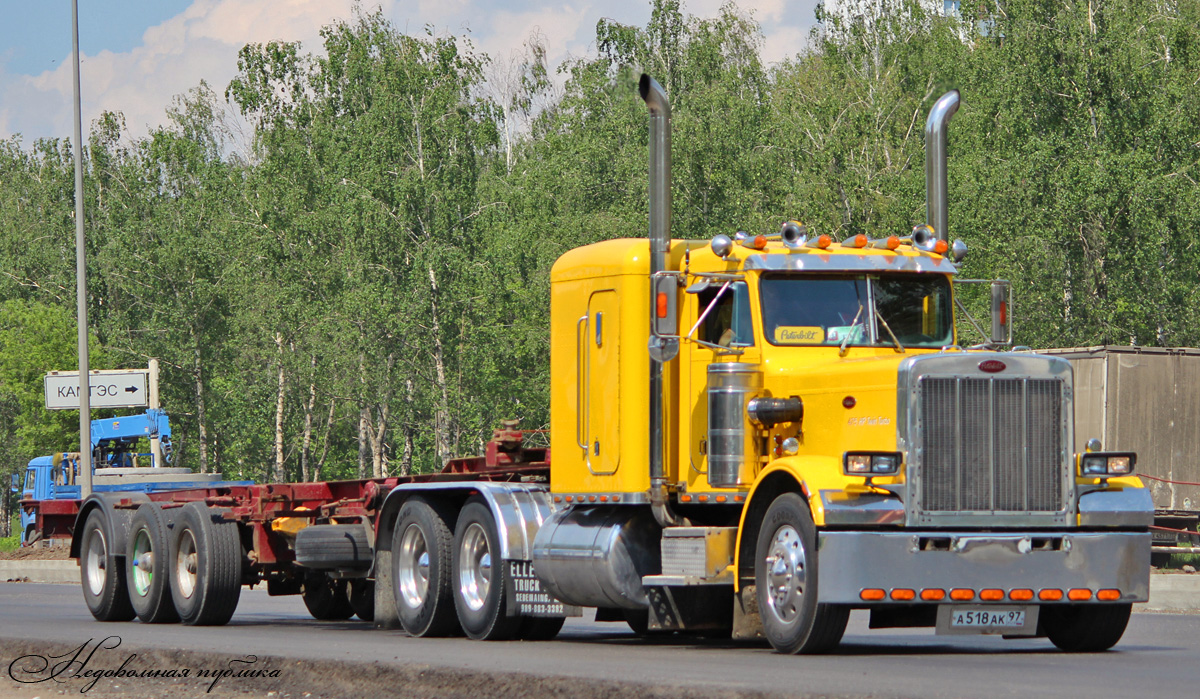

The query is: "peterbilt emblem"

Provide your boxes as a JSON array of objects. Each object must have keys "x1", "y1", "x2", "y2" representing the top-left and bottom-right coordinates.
[{"x1": 978, "y1": 359, "x2": 1006, "y2": 373}]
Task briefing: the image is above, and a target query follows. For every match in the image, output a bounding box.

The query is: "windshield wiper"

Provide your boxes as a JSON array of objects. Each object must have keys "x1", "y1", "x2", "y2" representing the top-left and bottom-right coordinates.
[
  {"x1": 874, "y1": 309, "x2": 905, "y2": 353},
  {"x1": 838, "y1": 304, "x2": 864, "y2": 358}
]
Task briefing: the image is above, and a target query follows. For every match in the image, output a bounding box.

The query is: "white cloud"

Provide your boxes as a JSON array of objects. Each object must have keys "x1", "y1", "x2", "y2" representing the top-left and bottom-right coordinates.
[{"x1": 0, "y1": 0, "x2": 819, "y2": 144}]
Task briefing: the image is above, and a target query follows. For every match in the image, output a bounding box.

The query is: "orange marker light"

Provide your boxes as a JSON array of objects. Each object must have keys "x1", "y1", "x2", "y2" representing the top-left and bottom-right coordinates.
[
  {"x1": 1097, "y1": 589, "x2": 1121, "y2": 601},
  {"x1": 1039, "y1": 589, "x2": 1064, "y2": 601},
  {"x1": 920, "y1": 588, "x2": 946, "y2": 601},
  {"x1": 753, "y1": 234, "x2": 768, "y2": 249},
  {"x1": 1068, "y1": 588, "x2": 1093, "y2": 601},
  {"x1": 890, "y1": 589, "x2": 915, "y2": 601},
  {"x1": 886, "y1": 235, "x2": 900, "y2": 250},
  {"x1": 844, "y1": 234, "x2": 868, "y2": 249},
  {"x1": 860, "y1": 589, "x2": 886, "y2": 601},
  {"x1": 950, "y1": 588, "x2": 975, "y2": 601},
  {"x1": 656, "y1": 292, "x2": 669, "y2": 318},
  {"x1": 980, "y1": 589, "x2": 1004, "y2": 601},
  {"x1": 934, "y1": 240, "x2": 949, "y2": 254},
  {"x1": 680, "y1": 494, "x2": 692, "y2": 503},
  {"x1": 811, "y1": 234, "x2": 832, "y2": 249},
  {"x1": 1009, "y1": 589, "x2": 1034, "y2": 601}
]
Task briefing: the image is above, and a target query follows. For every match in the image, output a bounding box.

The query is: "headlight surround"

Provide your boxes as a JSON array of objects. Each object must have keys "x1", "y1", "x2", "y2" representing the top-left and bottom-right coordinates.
[
  {"x1": 844, "y1": 451, "x2": 902, "y2": 476},
  {"x1": 1079, "y1": 452, "x2": 1136, "y2": 477}
]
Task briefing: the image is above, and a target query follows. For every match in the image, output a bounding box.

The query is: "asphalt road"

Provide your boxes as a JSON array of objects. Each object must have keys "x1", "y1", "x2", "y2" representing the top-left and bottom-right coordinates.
[{"x1": 1, "y1": 583, "x2": 1197, "y2": 698}]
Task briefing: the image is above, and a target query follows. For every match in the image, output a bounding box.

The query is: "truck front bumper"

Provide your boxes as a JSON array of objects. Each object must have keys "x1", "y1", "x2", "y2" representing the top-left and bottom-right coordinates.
[{"x1": 816, "y1": 530, "x2": 1150, "y2": 604}]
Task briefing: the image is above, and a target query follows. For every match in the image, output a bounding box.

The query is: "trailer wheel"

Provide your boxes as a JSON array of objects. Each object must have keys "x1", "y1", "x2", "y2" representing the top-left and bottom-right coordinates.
[
  {"x1": 393, "y1": 497, "x2": 458, "y2": 636},
  {"x1": 301, "y1": 570, "x2": 355, "y2": 620},
  {"x1": 755, "y1": 493, "x2": 848, "y2": 654},
  {"x1": 126, "y1": 503, "x2": 179, "y2": 623},
  {"x1": 170, "y1": 502, "x2": 243, "y2": 626},
  {"x1": 452, "y1": 498, "x2": 521, "y2": 641},
  {"x1": 350, "y1": 579, "x2": 375, "y2": 622},
  {"x1": 517, "y1": 615, "x2": 565, "y2": 641},
  {"x1": 1042, "y1": 604, "x2": 1132, "y2": 652},
  {"x1": 80, "y1": 510, "x2": 136, "y2": 622}
]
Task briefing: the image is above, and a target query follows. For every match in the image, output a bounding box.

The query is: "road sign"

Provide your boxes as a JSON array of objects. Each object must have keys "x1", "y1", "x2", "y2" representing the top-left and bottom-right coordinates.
[{"x1": 44, "y1": 370, "x2": 149, "y2": 410}]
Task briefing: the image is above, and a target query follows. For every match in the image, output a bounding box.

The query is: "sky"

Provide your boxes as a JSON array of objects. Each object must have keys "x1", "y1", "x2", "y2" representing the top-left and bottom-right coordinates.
[{"x1": 0, "y1": 0, "x2": 820, "y2": 146}]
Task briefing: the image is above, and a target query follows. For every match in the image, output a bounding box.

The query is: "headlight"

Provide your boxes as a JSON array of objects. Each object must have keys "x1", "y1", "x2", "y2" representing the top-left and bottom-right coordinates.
[
  {"x1": 1079, "y1": 452, "x2": 1136, "y2": 477},
  {"x1": 844, "y1": 452, "x2": 901, "y2": 476}
]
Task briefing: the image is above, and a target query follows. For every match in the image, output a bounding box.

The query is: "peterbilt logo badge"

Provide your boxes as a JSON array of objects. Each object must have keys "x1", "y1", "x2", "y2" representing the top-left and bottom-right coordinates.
[{"x1": 978, "y1": 359, "x2": 1006, "y2": 373}]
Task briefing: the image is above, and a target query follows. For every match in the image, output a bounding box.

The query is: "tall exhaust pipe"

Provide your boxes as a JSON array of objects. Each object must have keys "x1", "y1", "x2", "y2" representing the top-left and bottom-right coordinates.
[
  {"x1": 640, "y1": 74, "x2": 685, "y2": 527},
  {"x1": 924, "y1": 90, "x2": 960, "y2": 242}
]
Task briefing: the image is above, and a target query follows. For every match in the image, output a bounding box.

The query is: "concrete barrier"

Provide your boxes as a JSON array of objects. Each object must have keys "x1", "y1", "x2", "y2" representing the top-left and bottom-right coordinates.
[
  {"x1": 1141, "y1": 573, "x2": 1200, "y2": 612},
  {"x1": 0, "y1": 560, "x2": 77, "y2": 584},
  {"x1": 1, "y1": 560, "x2": 1197, "y2": 612}
]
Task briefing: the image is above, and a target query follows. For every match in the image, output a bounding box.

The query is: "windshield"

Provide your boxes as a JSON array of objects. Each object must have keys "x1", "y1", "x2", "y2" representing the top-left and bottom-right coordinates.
[{"x1": 760, "y1": 274, "x2": 953, "y2": 348}]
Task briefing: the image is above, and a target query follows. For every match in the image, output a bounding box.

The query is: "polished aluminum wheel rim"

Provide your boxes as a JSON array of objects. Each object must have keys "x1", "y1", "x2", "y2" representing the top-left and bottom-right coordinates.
[
  {"x1": 84, "y1": 527, "x2": 108, "y2": 595},
  {"x1": 398, "y1": 523, "x2": 431, "y2": 608},
  {"x1": 175, "y1": 529, "x2": 198, "y2": 599},
  {"x1": 131, "y1": 528, "x2": 154, "y2": 597},
  {"x1": 458, "y1": 522, "x2": 491, "y2": 612},
  {"x1": 764, "y1": 524, "x2": 806, "y2": 624}
]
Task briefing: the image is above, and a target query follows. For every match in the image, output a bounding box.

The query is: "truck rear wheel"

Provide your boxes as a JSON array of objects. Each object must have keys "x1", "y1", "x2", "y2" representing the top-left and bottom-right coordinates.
[
  {"x1": 452, "y1": 498, "x2": 521, "y2": 640},
  {"x1": 1042, "y1": 604, "x2": 1132, "y2": 652},
  {"x1": 170, "y1": 502, "x2": 243, "y2": 626},
  {"x1": 126, "y1": 503, "x2": 179, "y2": 623},
  {"x1": 80, "y1": 510, "x2": 136, "y2": 622},
  {"x1": 393, "y1": 497, "x2": 459, "y2": 636},
  {"x1": 302, "y1": 570, "x2": 354, "y2": 620},
  {"x1": 755, "y1": 493, "x2": 848, "y2": 654}
]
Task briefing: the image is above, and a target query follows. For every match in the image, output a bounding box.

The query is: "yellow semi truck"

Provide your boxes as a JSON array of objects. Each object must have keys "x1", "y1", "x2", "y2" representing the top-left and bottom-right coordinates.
[{"x1": 68, "y1": 75, "x2": 1152, "y2": 655}]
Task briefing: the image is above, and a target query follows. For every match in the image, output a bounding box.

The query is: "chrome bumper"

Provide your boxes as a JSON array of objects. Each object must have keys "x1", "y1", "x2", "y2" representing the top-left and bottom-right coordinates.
[{"x1": 817, "y1": 530, "x2": 1150, "y2": 604}]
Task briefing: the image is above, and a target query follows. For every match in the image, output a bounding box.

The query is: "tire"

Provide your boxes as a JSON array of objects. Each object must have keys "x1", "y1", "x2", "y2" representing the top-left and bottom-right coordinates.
[
  {"x1": 79, "y1": 510, "x2": 136, "y2": 622},
  {"x1": 295, "y1": 524, "x2": 372, "y2": 570},
  {"x1": 1042, "y1": 604, "x2": 1132, "y2": 652},
  {"x1": 302, "y1": 570, "x2": 355, "y2": 620},
  {"x1": 125, "y1": 503, "x2": 179, "y2": 623},
  {"x1": 755, "y1": 493, "x2": 848, "y2": 654},
  {"x1": 518, "y1": 615, "x2": 565, "y2": 641},
  {"x1": 350, "y1": 579, "x2": 375, "y2": 622},
  {"x1": 452, "y1": 498, "x2": 521, "y2": 641},
  {"x1": 392, "y1": 497, "x2": 459, "y2": 637},
  {"x1": 169, "y1": 502, "x2": 243, "y2": 626}
]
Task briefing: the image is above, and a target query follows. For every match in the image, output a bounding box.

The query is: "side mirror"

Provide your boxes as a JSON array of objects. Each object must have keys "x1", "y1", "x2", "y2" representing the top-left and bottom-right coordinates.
[
  {"x1": 990, "y1": 280, "x2": 1012, "y2": 346},
  {"x1": 649, "y1": 272, "x2": 680, "y2": 362},
  {"x1": 9, "y1": 473, "x2": 17, "y2": 494}
]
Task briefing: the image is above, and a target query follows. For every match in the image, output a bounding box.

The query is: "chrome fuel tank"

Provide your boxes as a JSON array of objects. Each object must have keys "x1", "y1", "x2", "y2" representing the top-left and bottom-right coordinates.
[{"x1": 531, "y1": 506, "x2": 660, "y2": 609}]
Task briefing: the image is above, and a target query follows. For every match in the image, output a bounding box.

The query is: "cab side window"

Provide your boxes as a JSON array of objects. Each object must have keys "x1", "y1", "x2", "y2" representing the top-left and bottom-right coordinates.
[{"x1": 698, "y1": 282, "x2": 754, "y2": 347}]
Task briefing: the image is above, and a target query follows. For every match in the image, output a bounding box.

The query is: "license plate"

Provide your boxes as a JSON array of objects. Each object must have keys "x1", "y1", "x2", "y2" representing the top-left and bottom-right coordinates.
[
  {"x1": 951, "y1": 609, "x2": 1025, "y2": 628},
  {"x1": 936, "y1": 606, "x2": 1038, "y2": 636}
]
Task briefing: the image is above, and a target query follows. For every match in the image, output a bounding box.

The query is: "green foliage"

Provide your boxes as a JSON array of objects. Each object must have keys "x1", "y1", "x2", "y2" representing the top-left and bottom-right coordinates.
[{"x1": 1, "y1": 0, "x2": 1198, "y2": 480}]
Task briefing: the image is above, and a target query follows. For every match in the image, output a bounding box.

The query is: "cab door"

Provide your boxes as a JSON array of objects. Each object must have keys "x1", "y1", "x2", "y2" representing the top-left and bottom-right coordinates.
[{"x1": 584, "y1": 289, "x2": 620, "y2": 475}]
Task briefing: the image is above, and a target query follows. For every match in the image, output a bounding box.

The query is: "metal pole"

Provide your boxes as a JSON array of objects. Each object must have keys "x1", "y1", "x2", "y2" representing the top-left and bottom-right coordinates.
[
  {"x1": 71, "y1": 0, "x2": 92, "y2": 498},
  {"x1": 149, "y1": 359, "x2": 162, "y2": 468}
]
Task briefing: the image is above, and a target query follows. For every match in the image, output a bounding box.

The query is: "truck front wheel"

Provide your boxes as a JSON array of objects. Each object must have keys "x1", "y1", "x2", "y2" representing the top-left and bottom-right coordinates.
[
  {"x1": 392, "y1": 497, "x2": 458, "y2": 636},
  {"x1": 80, "y1": 510, "x2": 136, "y2": 622},
  {"x1": 452, "y1": 498, "x2": 521, "y2": 640},
  {"x1": 1042, "y1": 604, "x2": 1132, "y2": 652},
  {"x1": 755, "y1": 493, "x2": 848, "y2": 654}
]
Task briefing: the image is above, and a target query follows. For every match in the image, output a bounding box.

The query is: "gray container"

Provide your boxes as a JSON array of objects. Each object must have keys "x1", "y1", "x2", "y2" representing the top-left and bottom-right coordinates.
[
  {"x1": 707, "y1": 363, "x2": 762, "y2": 488},
  {"x1": 1040, "y1": 346, "x2": 1200, "y2": 511}
]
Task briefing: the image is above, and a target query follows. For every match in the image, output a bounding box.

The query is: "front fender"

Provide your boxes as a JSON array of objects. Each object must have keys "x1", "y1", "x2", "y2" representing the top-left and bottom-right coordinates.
[{"x1": 733, "y1": 455, "x2": 849, "y2": 591}]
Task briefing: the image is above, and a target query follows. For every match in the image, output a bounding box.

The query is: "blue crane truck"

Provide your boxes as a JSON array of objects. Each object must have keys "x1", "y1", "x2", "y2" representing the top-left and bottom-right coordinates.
[{"x1": 11, "y1": 409, "x2": 251, "y2": 545}]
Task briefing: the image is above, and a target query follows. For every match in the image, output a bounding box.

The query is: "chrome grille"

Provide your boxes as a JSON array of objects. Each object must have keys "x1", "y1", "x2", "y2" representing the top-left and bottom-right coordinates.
[{"x1": 918, "y1": 376, "x2": 1064, "y2": 515}]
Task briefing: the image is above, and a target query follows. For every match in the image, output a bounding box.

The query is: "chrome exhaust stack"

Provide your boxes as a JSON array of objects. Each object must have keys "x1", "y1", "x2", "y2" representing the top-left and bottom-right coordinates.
[
  {"x1": 924, "y1": 90, "x2": 960, "y2": 242},
  {"x1": 640, "y1": 74, "x2": 686, "y2": 527}
]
